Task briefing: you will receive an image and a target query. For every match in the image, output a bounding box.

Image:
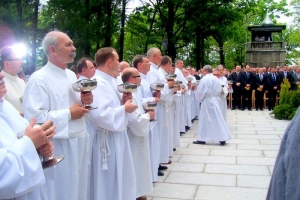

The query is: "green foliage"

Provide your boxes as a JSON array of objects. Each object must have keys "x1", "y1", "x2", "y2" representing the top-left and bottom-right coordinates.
[{"x1": 272, "y1": 79, "x2": 300, "y2": 120}]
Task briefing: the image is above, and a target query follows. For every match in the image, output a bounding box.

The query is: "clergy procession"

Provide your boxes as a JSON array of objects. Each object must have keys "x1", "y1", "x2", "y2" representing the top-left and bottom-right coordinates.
[{"x1": 9, "y1": 29, "x2": 300, "y2": 200}]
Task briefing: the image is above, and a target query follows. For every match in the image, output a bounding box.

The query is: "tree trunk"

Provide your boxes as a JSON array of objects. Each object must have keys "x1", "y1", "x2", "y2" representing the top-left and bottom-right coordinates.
[
  {"x1": 84, "y1": 0, "x2": 91, "y2": 56},
  {"x1": 31, "y1": 0, "x2": 39, "y2": 71},
  {"x1": 144, "y1": 8, "x2": 157, "y2": 54},
  {"x1": 119, "y1": 0, "x2": 126, "y2": 61},
  {"x1": 16, "y1": 0, "x2": 23, "y2": 40},
  {"x1": 219, "y1": 41, "x2": 225, "y2": 65},
  {"x1": 166, "y1": 0, "x2": 176, "y2": 61},
  {"x1": 104, "y1": 0, "x2": 112, "y2": 47}
]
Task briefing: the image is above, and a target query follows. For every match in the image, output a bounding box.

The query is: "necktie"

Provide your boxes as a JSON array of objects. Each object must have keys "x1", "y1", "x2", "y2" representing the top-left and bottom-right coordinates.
[
  {"x1": 260, "y1": 74, "x2": 262, "y2": 81},
  {"x1": 273, "y1": 73, "x2": 276, "y2": 81}
]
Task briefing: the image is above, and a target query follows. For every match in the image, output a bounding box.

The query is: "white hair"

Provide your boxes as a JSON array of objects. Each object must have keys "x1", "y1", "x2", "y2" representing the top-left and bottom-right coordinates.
[
  {"x1": 203, "y1": 65, "x2": 212, "y2": 73},
  {"x1": 147, "y1": 47, "x2": 160, "y2": 58},
  {"x1": 42, "y1": 31, "x2": 60, "y2": 56}
]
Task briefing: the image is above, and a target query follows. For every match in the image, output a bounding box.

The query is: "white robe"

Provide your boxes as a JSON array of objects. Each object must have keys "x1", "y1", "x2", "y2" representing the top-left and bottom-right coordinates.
[
  {"x1": 195, "y1": 73, "x2": 231, "y2": 142},
  {"x1": 0, "y1": 99, "x2": 47, "y2": 200},
  {"x1": 172, "y1": 91, "x2": 181, "y2": 148},
  {"x1": 139, "y1": 72, "x2": 160, "y2": 182},
  {"x1": 147, "y1": 63, "x2": 173, "y2": 163},
  {"x1": 1, "y1": 70, "x2": 26, "y2": 112},
  {"x1": 127, "y1": 90, "x2": 153, "y2": 197},
  {"x1": 219, "y1": 76, "x2": 229, "y2": 122},
  {"x1": 22, "y1": 61, "x2": 89, "y2": 200},
  {"x1": 174, "y1": 68, "x2": 187, "y2": 132},
  {"x1": 88, "y1": 69, "x2": 136, "y2": 200},
  {"x1": 190, "y1": 75, "x2": 198, "y2": 120}
]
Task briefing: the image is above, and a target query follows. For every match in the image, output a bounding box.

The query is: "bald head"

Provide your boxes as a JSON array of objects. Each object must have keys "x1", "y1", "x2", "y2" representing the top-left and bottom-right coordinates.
[
  {"x1": 121, "y1": 67, "x2": 141, "y2": 86},
  {"x1": 119, "y1": 61, "x2": 130, "y2": 72},
  {"x1": 147, "y1": 47, "x2": 162, "y2": 65}
]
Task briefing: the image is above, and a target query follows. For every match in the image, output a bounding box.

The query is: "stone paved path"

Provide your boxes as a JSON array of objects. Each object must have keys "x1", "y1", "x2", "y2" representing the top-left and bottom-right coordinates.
[{"x1": 147, "y1": 109, "x2": 290, "y2": 200}]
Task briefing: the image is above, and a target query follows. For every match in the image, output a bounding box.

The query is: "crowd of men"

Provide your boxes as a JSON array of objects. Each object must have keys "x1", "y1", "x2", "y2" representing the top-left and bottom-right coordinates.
[
  {"x1": 1, "y1": 30, "x2": 297, "y2": 200},
  {"x1": 0, "y1": 30, "x2": 213, "y2": 200}
]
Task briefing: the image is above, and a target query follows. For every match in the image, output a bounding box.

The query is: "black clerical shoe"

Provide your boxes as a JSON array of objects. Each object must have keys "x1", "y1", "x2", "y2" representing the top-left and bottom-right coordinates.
[
  {"x1": 158, "y1": 171, "x2": 164, "y2": 176},
  {"x1": 173, "y1": 148, "x2": 176, "y2": 151},
  {"x1": 158, "y1": 165, "x2": 168, "y2": 170},
  {"x1": 185, "y1": 126, "x2": 190, "y2": 131},
  {"x1": 219, "y1": 141, "x2": 226, "y2": 145},
  {"x1": 193, "y1": 140, "x2": 206, "y2": 145}
]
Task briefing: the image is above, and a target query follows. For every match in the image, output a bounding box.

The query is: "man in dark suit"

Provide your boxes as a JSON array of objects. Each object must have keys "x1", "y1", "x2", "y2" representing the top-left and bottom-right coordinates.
[
  {"x1": 228, "y1": 65, "x2": 242, "y2": 110},
  {"x1": 267, "y1": 67, "x2": 280, "y2": 111},
  {"x1": 291, "y1": 67, "x2": 300, "y2": 90},
  {"x1": 278, "y1": 65, "x2": 294, "y2": 89},
  {"x1": 253, "y1": 68, "x2": 267, "y2": 110},
  {"x1": 241, "y1": 65, "x2": 254, "y2": 111}
]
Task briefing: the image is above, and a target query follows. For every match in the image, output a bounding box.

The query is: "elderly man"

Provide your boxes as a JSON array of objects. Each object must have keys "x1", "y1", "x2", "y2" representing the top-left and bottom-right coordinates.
[
  {"x1": 0, "y1": 46, "x2": 25, "y2": 114},
  {"x1": 116, "y1": 61, "x2": 130, "y2": 84},
  {"x1": 133, "y1": 54, "x2": 161, "y2": 181},
  {"x1": 253, "y1": 68, "x2": 267, "y2": 110},
  {"x1": 147, "y1": 48, "x2": 173, "y2": 172},
  {"x1": 174, "y1": 59, "x2": 187, "y2": 133},
  {"x1": 77, "y1": 57, "x2": 96, "y2": 80},
  {"x1": 228, "y1": 65, "x2": 242, "y2": 110},
  {"x1": 88, "y1": 47, "x2": 138, "y2": 200},
  {"x1": 122, "y1": 67, "x2": 154, "y2": 200},
  {"x1": 193, "y1": 65, "x2": 231, "y2": 145},
  {"x1": 22, "y1": 31, "x2": 92, "y2": 200},
  {"x1": 0, "y1": 72, "x2": 56, "y2": 200}
]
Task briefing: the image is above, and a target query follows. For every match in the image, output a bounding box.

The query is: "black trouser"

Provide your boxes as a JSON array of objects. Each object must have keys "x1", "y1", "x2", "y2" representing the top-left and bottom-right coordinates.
[
  {"x1": 232, "y1": 87, "x2": 242, "y2": 109},
  {"x1": 242, "y1": 88, "x2": 252, "y2": 109},
  {"x1": 268, "y1": 89, "x2": 278, "y2": 110},
  {"x1": 255, "y1": 90, "x2": 264, "y2": 109}
]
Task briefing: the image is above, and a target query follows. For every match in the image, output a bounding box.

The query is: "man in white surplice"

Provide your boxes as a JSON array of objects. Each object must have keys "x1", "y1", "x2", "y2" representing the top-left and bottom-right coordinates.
[
  {"x1": 147, "y1": 48, "x2": 173, "y2": 174},
  {"x1": 22, "y1": 31, "x2": 92, "y2": 200},
  {"x1": 193, "y1": 65, "x2": 231, "y2": 145},
  {"x1": 216, "y1": 64, "x2": 231, "y2": 122},
  {"x1": 0, "y1": 46, "x2": 26, "y2": 114},
  {"x1": 174, "y1": 59, "x2": 187, "y2": 133},
  {"x1": 0, "y1": 72, "x2": 56, "y2": 200},
  {"x1": 88, "y1": 47, "x2": 138, "y2": 200},
  {"x1": 182, "y1": 68, "x2": 192, "y2": 130},
  {"x1": 133, "y1": 55, "x2": 161, "y2": 182},
  {"x1": 122, "y1": 67, "x2": 154, "y2": 200}
]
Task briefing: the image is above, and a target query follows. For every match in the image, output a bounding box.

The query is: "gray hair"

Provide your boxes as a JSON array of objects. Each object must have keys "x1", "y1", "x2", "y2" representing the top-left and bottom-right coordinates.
[
  {"x1": 203, "y1": 65, "x2": 212, "y2": 73},
  {"x1": 42, "y1": 31, "x2": 60, "y2": 56},
  {"x1": 147, "y1": 47, "x2": 160, "y2": 58},
  {"x1": 216, "y1": 64, "x2": 224, "y2": 70}
]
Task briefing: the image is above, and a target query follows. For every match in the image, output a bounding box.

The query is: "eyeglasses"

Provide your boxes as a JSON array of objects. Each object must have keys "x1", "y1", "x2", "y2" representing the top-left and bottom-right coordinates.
[{"x1": 132, "y1": 75, "x2": 140, "y2": 78}]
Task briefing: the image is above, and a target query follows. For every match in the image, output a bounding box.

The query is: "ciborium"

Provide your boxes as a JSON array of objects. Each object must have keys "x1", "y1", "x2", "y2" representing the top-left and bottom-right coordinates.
[
  {"x1": 143, "y1": 102, "x2": 157, "y2": 121},
  {"x1": 35, "y1": 122, "x2": 64, "y2": 169},
  {"x1": 165, "y1": 73, "x2": 177, "y2": 81},
  {"x1": 186, "y1": 76, "x2": 193, "y2": 82},
  {"x1": 117, "y1": 83, "x2": 138, "y2": 93},
  {"x1": 72, "y1": 79, "x2": 97, "y2": 110},
  {"x1": 150, "y1": 83, "x2": 164, "y2": 91}
]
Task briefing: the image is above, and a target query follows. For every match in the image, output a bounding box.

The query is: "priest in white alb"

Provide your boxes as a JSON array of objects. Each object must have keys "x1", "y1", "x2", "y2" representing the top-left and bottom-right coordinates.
[
  {"x1": 0, "y1": 46, "x2": 26, "y2": 115},
  {"x1": 133, "y1": 54, "x2": 161, "y2": 181},
  {"x1": 122, "y1": 67, "x2": 154, "y2": 200},
  {"x1": 22, "y1": 31, "x2": 92, "y2": 200},
  {"x1": 0, "y1": 72, "x2": 56, "y2": 200},
  {"x1": 88, "y1": 47, "x2": 137, "y2": 200},
  {"x1": 193, "y1": 65, "x2": 231, "y2": 145}
]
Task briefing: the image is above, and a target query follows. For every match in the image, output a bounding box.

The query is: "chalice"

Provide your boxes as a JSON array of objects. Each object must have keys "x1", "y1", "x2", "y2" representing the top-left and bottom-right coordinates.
[
  {"x1": 117, "y1": 83, "x2": 138, "y2": 93},
  {"x1": 35, "y1": 122, "x2": 64, "y2": 169},
  {"x1": 143, "y1": 102, "x2": 157, "y2": 121},
  {"x1": 72, "y1": 79, "x2": 98, "y2": 110}
]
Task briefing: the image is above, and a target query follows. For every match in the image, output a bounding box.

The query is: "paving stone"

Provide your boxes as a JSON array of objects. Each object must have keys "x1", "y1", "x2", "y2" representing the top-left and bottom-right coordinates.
[
  {"x1": 237, "y1": 157, "x2": 276, "y2": 166},
  {"x1": 180, "y1": 142, "x2": 190, "y2": 148},
  {"x1": 210, "y1": 149, "x2": 263, "y2": 157},
  {"x1": 205, "y1": 164, "x2": 270, "y2": 175},
  {"x1": 259, "y1": 140, "x2": 281, "y2": 145},
  {"x1": 237, "y1": 144, "x2": 280, "y2": 151},
  {"x1": 194, "y1": 186, "x2": 268, "y2": 200},
  {"x1": 165, "y1": 171, "x2": 236, "y2": 187},
  {"x1": 237, "y1": 175, "x2": 271, "y2": 189},
  {"x1": 237, "y1": 127, "x2": 275, "y2": 131},
  {"x1": 157, "y1": 170, "x2": 170, "y2": 183},
  {"x1": 179, "y1": 155, "x2": 236, "y2": 164},
  {"x1": 174, "y1": 148, "x2": 210, "y2": 156},
  {"x1": 188, "y1": 143, "x2": 237, "y2": 150},
  {"x1": 263, "y1": 151, "x2": 279, "y2": 158},
  {"x1": 237, "y1": 134, "x2": 281, "y2": 140},
  {"x1": 227, "y1": 139, "x2": 260, "y2": 144},
  {"x1": 164, "y1": 162, "x2": 205, "y2": 173},
  {"x1": 230, "y1": 130, "x2": 257, "y2": 135},
  {"x1": 149, "y1": 183, "x2": 197, "y2": 199},
  {"x1": 256, "y1": 130, "x2": 284, "y2": 135},
  {"x1": 170, "y1": 154, "x2": 181, "y2": 162}
]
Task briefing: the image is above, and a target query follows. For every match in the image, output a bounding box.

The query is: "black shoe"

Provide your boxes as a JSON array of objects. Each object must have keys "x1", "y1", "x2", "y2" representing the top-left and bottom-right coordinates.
[
  {"x1": 193, "y1": 140, "x2": 206, "y2": 145},
  {"x1": 248, "y1": 108, "x2": 252, "y2": 111},
  {"x1": 180, "y1": 133, "x2": 183, "y2": 136},
  {"x1": 260, "y1": 108, "x2": 263, "y2": 111},
  {"x1": 158, "y1": 165, "x2": 168, "y2": 170},
  {"x1": 180, "y1": 132, "x2": 185, "y2": 135},
  {"x1": 231, "y1": 107, "x2": 235, "y2": 110},
  {"x1": 268, "y1": 108, "x2": 271, "y2": 111},
  {"x1": 185, "y1": 126, "x2": 190, "y2": 131},
  {"x1": 220, "y1": 141, "x2": 226, "y2": 145},
  {"x1": 158, "y1": 171, "x2": 164, "y2": 176},
  {"x1": 191, "y1": 119, "x2": 194, "y2": 123},
  {"x1": 256, "y1": 109, "x2": 258, "y2": 111},
  {"x1": 173, "y1": 148, "x2": 176, "y2": 151}
]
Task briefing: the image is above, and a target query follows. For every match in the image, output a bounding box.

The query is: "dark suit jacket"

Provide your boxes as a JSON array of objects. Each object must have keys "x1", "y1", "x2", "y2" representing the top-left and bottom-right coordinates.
[
  {"x1": 253, "y1": 73, "x2": 267, "y2": 90},
  {"x1": 279, "y1": 71, "x2": 294, "y2": 84},
  {"x1": 267, "y1": 73, "x2": 280, "y2": 90},
  {"x1": 241, "y1": 71, "x2": 254, "y2": 88},
  {"x1": 228, "y1": 72, "x2": 242, "y2": 90}
]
